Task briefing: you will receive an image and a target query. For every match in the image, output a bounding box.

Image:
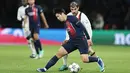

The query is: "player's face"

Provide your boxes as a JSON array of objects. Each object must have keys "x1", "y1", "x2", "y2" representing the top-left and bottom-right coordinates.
[
  {"x1": 28, "y1": 0, "x2": 35, "y2": 5},
  {"x1": 70, "y1": 6, "x2": 79, "y2": 15},
  {"x1": 55, "y1": 13, "x2": 65, "y2": 22}
]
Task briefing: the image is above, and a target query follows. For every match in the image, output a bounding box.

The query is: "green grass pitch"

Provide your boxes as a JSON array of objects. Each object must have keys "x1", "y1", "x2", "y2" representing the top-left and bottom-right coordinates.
[{"x1": 0, "y1": 45, "x2": 130, "y2": 73}]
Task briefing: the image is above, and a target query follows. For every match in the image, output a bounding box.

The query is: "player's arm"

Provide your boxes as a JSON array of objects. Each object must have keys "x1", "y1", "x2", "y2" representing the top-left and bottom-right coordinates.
[
  {"x1": 74, "y1": 17, "x2": 90, "y2": 40},
  {"x1": 40, "y1": 13, "x2": 49, "y2": 28},
  {"x1": 23, "y1": 8, "x2": 28, "y2": 28},
  {"x1": 17, "y1": 7, "x2": 23, "y2": 21},
  {"x1": 77, "y1": 21, "x2": 90, "y2": 39},
  {"x1": 62, "y1": 30, "x2": 69, "y2": 45},
  {"x1": 23, "y1": 15, "x2": 28, "y2": 28},
  {"x1": 81, "y1": 13, "x2": 92, "y2": 38},
  {"x1": 81, "y1": 13, "x2": 93, "y2": 46},
  {"x1": 38, "y1": 6, "x2": 49, "y2": 28}
]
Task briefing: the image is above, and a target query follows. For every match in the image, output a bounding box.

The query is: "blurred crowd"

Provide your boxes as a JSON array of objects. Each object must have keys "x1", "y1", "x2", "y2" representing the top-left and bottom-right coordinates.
[{"x1": 0, "y1": 0, "x2": 130, "y2": 30}]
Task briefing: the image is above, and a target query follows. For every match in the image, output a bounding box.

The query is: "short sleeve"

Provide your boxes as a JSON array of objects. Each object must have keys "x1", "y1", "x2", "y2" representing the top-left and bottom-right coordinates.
[{"x1": 38, "y1": 5, "x2": 43, "y2": 14}]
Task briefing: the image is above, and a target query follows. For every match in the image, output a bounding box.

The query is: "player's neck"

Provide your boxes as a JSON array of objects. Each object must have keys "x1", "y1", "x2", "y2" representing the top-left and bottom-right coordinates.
[
  {"x1": 64, "y1": 15, "x2": 67, "y2": 21},
  {"x1": 29, "y1": 4, "x2": 35, "y2": 7}
]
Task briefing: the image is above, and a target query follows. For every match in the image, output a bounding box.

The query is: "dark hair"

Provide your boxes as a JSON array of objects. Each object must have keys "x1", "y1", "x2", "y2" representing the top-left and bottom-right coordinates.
[{"x1": 53, "y1": 8, "x2": 66, "y2": 15}]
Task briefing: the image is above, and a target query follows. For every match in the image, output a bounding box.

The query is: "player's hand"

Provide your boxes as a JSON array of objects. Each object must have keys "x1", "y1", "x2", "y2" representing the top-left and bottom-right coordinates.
[
  {"x1": 44, "y1": 25, "x2": 49, "y2": 29},
  {"x1": 87, "y1": 40, "x2": 93, "y2": 46},
  {"x1": 62, "y1": 40, "x2": 68, "y2": 45}
]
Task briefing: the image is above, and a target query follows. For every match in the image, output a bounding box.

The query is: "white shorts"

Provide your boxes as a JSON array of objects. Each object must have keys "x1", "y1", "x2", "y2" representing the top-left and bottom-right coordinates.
[
  {"x1": 23, "y1": 27, "x2": 31, "y2": 38},
  {"x1": 22, "y1": 18, "x2": 30, "y2": 38}
]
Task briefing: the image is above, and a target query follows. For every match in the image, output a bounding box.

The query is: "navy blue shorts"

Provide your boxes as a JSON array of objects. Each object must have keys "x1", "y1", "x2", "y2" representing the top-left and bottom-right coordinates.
[
  {"x1": 62, "y1": 36, "x2": 89, "y2": 54},
  {"x1": 29, "y1": 25, "x2": 40, "y2": 38}
]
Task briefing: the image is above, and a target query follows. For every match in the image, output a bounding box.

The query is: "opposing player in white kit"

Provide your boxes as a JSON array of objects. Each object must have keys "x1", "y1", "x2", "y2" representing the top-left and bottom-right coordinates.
[
  {"x1": 17, "y1": 0, "x2": 36, "y2": 58},
  {"x1": 59, "y1": 1, "x2": 105, "y2": 72}
]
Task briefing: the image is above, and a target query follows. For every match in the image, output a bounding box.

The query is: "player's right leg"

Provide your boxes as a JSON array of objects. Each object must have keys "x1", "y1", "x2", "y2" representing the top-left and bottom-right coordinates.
[
  {"x1": 37, "y1": 46, "x2": 68, "y2": 72},
  {"x1": 33, "y1": 32, "x2": 42, "y2": 59},
  {"x1": 37, "y1": 40, "x2": 75, "y2": 72}
]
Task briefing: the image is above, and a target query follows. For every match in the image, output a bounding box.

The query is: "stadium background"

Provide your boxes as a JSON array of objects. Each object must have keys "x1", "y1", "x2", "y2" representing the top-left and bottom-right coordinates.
[{"x1": 0, "y1": 0, "x2": 130, "y2": 45}]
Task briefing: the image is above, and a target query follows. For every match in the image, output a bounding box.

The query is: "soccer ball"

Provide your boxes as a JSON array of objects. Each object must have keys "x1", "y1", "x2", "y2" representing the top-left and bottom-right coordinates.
[{"x1": 68, "y1": 63, "x2": 80, "y2": 73}]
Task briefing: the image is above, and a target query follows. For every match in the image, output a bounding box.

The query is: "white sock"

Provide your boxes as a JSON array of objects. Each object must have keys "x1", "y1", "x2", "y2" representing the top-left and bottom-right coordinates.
[
  {"x1": 28, "y1": 38, "x2": 36, "y2": 55},
  {"x1": 44, "y1": 68, "x2": 47, "y2": 71},
  {"x1": 62, "y1": 54, "x2": 68, "y2": 66}
]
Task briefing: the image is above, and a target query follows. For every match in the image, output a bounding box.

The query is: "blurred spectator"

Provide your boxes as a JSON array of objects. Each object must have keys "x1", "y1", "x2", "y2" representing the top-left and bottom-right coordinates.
[
  {"x1": 124, "y1": 0, "x2": 130, "y2": 29},
  {"x1": 91, "y1": 12, "x2": 104, "y2": 30},
  {"x1": 103, "y1": 0, "x2": 126, "y2": 30}
]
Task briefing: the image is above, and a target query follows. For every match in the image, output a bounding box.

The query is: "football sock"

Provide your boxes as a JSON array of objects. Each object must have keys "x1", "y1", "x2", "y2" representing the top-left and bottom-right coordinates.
[
  {"x1": 28, "y1": 39, "x2": 36, "y2": 55},
  {"x1": 36, "y1": 40, "x2": 43, "y2": 51},
  {"x1": 45, "y1": 55, "x2": 59, "y2": 70},
  {"x1": 34, "y1": 40, "x2": 39, "y2": 54},
  {"x1": 63, "y1": 55, "x2": 68, "y2": 66},
  {"x1": 88, "y1": 56, "x2": 98, "y2": 62}
]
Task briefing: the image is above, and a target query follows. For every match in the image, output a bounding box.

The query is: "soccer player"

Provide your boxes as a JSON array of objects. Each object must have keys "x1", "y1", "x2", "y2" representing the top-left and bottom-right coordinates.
[
  {"x1": 24, "y1": 0, "x2": 49, "y2": 59},
  {"x1": 17, "y1": 0, "x2": 36, "y2": 58},
  {"x1": 36, "y1": 8, "x2": 104, "y2": 72},
  {"x1": 59, "y1": 1, "x2": 105, "y2": 72}
]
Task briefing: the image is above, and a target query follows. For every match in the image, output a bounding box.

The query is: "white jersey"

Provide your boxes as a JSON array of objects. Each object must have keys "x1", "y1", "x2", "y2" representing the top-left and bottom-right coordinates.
[
  {"x1": 65, "y1": 11, "x2": 92, "y2": 40},
  {"x1": 17, "y1": 5, "x2": 30, "y2": 37}
]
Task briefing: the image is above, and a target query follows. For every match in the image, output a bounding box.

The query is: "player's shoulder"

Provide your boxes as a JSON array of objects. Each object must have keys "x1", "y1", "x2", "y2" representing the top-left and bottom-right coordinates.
[
  {"x1": 80, "y1": 12, "x2": 87, "y2": 17},
  {"x1": 35, "y1": 5, "x2": 42, "y2": 8},
  {"x1": 18, "y1": 5, "x2": 24, "y2": 9},
  {"x1": 67, "y1": 15, "x2": 78, "y2": 22},
  {"x1": 19, "y1": 5, "x2": 29, "y2": 8},
  {"x1": 67, "y1": 12, "x2": 73, "y2": 16}
]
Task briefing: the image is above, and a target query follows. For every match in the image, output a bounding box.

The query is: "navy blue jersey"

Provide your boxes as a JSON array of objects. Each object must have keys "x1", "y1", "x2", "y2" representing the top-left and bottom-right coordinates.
[
  {"x1": 65, "y1": 16, "x2": 90, "y2": 39},
  {"x1": 25, "y1": 5, "x2": 43, "y2": 27}
]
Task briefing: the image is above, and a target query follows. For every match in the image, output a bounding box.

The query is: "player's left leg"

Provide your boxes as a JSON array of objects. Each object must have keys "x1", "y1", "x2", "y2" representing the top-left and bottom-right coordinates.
[
  {"x1": 59, "y1": 55, "x2": 68, "y2": 71},
  {"x1": 78, "y1": 37, "x2": 105, "y2": 72},
  {"x1": 26, "y1": 35, "x2": 36, "y2": 58},
  {"x1": 88, "y1": 46, "x2": 105, "y2": 72},
  {"x1": 23, "y1": 28, "x2": 36, "y2": 58}
]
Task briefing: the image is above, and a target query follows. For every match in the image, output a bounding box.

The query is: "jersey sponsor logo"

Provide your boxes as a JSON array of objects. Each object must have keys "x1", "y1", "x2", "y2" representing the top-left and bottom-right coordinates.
[{"x1": 27, "y1": 9, "x2": 38, "y2": 16}]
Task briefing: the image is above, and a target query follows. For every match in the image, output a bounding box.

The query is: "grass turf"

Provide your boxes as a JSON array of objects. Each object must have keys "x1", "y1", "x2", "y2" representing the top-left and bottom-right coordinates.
[{"x1": 0, "y1": 45, "x2": 130, "y2": 73}]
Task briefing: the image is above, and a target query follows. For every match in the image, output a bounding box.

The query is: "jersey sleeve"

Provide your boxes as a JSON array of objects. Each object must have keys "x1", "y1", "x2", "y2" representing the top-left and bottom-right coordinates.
[
  {"x1": 38, "y1": 5, "x2": 43, "y2": 14},
  {"x1": 73, "y1": 16, "x2": 90, "y2": 39},
  {"x1": 81, "y1": 13, "x2": 92, "y2": 39},
  {"x1": 17, "y1": 7, "x2": 22, "y2": 21}
]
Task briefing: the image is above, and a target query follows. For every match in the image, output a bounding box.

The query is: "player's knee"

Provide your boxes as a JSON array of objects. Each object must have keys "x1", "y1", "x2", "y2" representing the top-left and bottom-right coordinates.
[
  {"x1": 33, "y1": 34, "x2": 39, "y2": 40},
  {"x1": 81, "y1": 55, "x2": 89, "y2": 63},
  {"x1": 56, "y1": 52, "x2": 65, "y2": 59},
  {"x1": 82, "y1": 58, "x2": 89, "y2": 63},
  {"x1": 56, "y1": 47, "x2": 68, "y2": 58}
]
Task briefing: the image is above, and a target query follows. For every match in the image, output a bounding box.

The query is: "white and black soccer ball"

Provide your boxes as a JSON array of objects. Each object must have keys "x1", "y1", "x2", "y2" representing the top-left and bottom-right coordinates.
[{"x1": 68, "y1": 63, "x2": 80, "y2": 73}]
